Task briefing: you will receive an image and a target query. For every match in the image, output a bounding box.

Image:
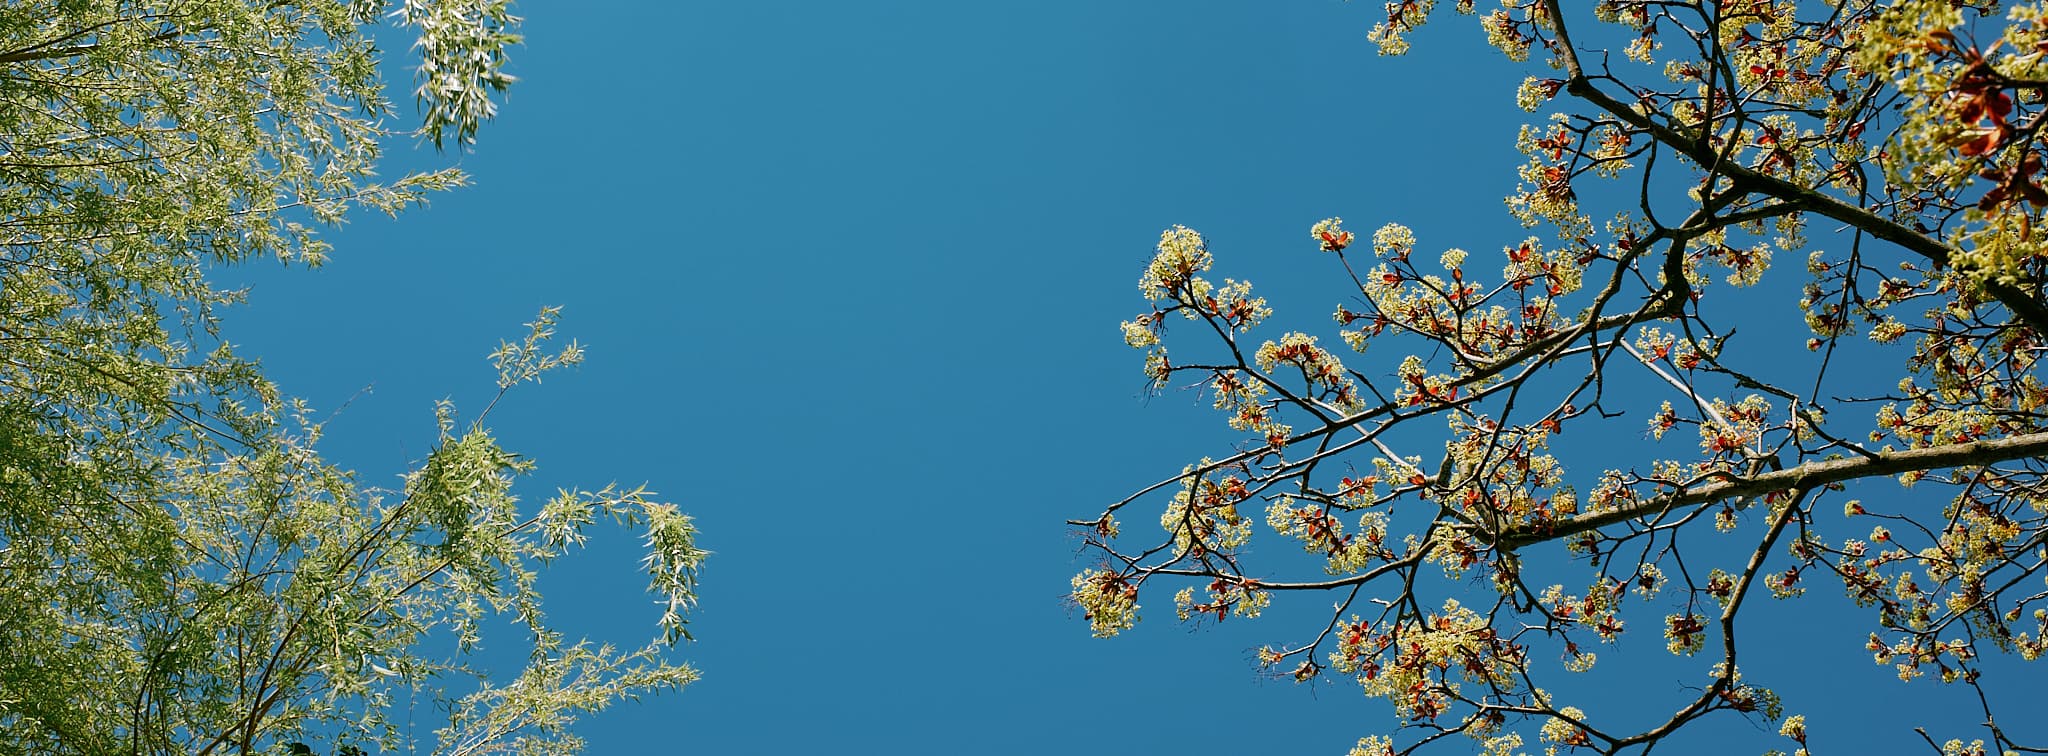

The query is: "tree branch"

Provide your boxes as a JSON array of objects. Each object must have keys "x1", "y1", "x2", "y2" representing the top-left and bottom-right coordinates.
[
  {"x1": 1497, "y1": 430, "x2": 2048, "y2": 549},
  {"x1": 1557, "y1": 70, "x2": 2048, "y2": 334}
]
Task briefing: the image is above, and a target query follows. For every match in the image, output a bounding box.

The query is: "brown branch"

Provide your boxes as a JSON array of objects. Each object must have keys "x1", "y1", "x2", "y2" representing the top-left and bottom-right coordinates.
[
  {"x1": 0, "y1": 16, "x2": 182, "y2": 65},
  {"x1": 0, "y1": 1, "x2": 298, "y2": 65},
  {"x1": 1612, "y1": 487, "x2": 1807, "y2": 750},
  {"x1": 1497, "y1": 431, "x2": 2048, "y2": 549},
  {"x1": 1555, "y1": 61, "x2": 2048, "y2": 333}
]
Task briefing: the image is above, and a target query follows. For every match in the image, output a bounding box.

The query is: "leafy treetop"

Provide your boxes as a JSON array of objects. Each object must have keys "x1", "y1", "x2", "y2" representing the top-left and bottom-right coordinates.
[{"x1": 0, "y1": 3, "x2": 704, "y2": 755}]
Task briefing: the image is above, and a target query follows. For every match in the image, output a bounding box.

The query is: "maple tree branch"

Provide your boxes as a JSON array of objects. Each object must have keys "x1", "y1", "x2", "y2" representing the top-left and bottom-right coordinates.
[
  {"x1": 1543, "y1": 8, "x2": 2048, "y2": 334},
  {"x1": 1496, "y1": 431, "x2": 2048, "y2": 549}
]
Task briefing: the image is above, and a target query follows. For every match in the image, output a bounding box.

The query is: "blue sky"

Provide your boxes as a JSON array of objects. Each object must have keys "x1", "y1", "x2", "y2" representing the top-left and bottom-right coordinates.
[{"x1": 215, "y1": 2, "x2": 2027, "y2": 754}]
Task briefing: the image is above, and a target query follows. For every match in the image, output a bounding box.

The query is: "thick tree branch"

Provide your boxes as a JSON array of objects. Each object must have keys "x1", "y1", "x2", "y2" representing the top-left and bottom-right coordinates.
[
  {"x1": 1497, "y1": 430, "x2": 2048, "y2": 549},
  {"x1": 0, "y1": 14, "x2": 181, "y2": 64},
  {"x1": 1553, "y1": 51, "x2": 2048, "y2": 334}
]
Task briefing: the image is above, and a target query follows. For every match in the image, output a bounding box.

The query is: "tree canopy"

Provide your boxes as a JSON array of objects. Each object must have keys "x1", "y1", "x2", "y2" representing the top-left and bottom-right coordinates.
[
  {"x1": 1075, "y1": 0, "x2": 2048, "y2": 754},
  {"x1": 0, "y1": 3, "x2": 702, "y2": 754}
]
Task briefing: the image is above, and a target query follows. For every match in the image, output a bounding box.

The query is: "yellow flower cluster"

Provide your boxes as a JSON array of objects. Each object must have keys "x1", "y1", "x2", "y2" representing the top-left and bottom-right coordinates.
[
  {"x1": 1500, "y1": 236, "x2": 1584, "y2": 300},
  {"x1": 1539, "y1": 706, "x2": 1591, "y2": 748},
  {"x1": 1210, "y1": 369, "x2": 1275, "y2": 435},
  {"x1": 1256, "y1": 332, "x2": 1367, "y2": 415},
  {"x1": 1158, "y1": 465, "x2": 1255, "y2": 558},
  {"x1": 1663, "y1": 612, "x2": 1707, "y2": 655},
  {"x1": 1707, "y1": 663, "x2": 1784, "y2": 722},
  {"x1": 1367, "y1": 0, "x2": 1438, "y2": 55},
  {"x1": 1477, "y1": 734, "x2": 1524, "y2": 756},
  {"x1": 1875, "y1": 352, "x2": 2035, "y2": 449},
  {"x1": 1313, "y1": 217, "x2": 1355, "y2": 252},
  {"x1": 1124, "y1": 226, "x2": 1278, "y2": 401},
  {"x1": 1120, "y1": 314, "x2": 1160, "y2": 348},
  {"x1": 1515, "y1": 76, "x2": 1559, "y2": 113},
  {"x1": 1537, "y1": 580, "x2": 1627, "y2": 643},
  {"x1": 1719, "y1": 243, "x2": 1774, "y2": 287},
  {"x1": 1139, "y1": 225, "x2": 1212, "y2": 300},
  {"x1": 1935, "y1": 739, "x2": 1992, "y2": 756},
  {"x1": 1265, "y1": 497, "x2": 1392, "y2": 575},
  {"x1": 1374, "y1": 222, "x2": 1417, "y2": 257},
  {"x1": 1172, "y1": 577, "x2": 1271, "y2": 622},
  {"x1": 1347, "y1": 736, "x2": 1397, "y2": 756},
  {"x1": 1334, "y1": 600, "x2": 1526, "y2": 722},
  {"x1": 1869, "y1": 318, "x2": 1908, "y2": 343},
  {"x1": 1853, "y1": 0, "x2": 2048, "y2": 283},
  {"x1": 1509, "y1": 118, "x2": 1594, "y2": 238},
  {"x1": 1069, "y1": 569, "x2": 1140, "y2": 638},
  {"x1": 1779, "y1": 714, "x2": 1807, "y2": 744},
  {"x1": 1441, "y1": 414, "x2": 1571, "y2": 532},
  {"x1": 1695, "y1": 394, "x2": 1774, "y2": 460},
  {"x1": 1482, "y1": 4, "x2": 1531, "y2": 61}
]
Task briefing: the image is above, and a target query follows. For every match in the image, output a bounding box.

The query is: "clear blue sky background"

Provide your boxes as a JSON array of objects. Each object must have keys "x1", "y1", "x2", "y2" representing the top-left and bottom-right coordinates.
[{"x1": 214, "y1": 2, "x2": 2028, "y2": 754}]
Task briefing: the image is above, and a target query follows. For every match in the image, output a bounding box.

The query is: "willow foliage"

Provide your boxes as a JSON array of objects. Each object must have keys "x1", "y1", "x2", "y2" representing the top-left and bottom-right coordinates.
[{"x1": 0, "y1": 4, "x2": 703, "y2": 755}]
